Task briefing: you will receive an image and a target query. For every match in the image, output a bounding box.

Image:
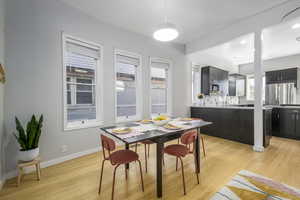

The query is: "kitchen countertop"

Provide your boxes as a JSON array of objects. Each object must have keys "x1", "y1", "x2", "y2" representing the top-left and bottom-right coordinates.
[
  {"x1": 267, "y1": 105, "x2": 300, "y2": 109},
  {"x1": 191, "y1": 104, "x2": 300, "y2": 110},
  {"x1": 191, "y1": 105, "x2": 272, "y2": 110}
]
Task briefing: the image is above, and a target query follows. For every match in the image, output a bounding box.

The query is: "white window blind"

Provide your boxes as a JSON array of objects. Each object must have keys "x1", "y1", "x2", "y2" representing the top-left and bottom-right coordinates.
[
  {"x1": 66, "y1": 41, "x2": 100, "y2": 59},
  {"x1": 150, "y1": 61, "x2": 169, "y2": 69},
  {"x1": 116, "y1": 54, "x2": 140, "y2": 66}
]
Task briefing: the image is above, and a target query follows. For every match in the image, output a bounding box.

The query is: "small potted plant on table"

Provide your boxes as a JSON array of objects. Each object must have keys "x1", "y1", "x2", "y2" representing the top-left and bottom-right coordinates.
[{"x1": 14, "y1": 115, "x2": 44, "y2": 161}]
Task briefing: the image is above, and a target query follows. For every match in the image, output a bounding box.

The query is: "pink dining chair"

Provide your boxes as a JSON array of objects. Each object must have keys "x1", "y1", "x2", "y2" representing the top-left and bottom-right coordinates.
[
  {"x1": 98, "y1": 135, "x2": 144, "y2": 200},
  {"x1": 164, "y1": 130, "x2": 200, "y2": 195}
]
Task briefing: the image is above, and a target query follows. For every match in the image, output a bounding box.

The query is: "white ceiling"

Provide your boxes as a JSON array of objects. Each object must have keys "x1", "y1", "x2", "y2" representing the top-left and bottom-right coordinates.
[
  {"x1": 188, "y1": 16, "x2": 300, "y2": 66},
  {"x1": 61, "y1": 0, "x2": 288, "y2": 43}
]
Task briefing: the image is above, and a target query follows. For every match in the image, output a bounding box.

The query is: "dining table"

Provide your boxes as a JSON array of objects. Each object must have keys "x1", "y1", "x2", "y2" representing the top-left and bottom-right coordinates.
[{"x1": 100, "y1": 118, "x2": 212, "y2": 198}]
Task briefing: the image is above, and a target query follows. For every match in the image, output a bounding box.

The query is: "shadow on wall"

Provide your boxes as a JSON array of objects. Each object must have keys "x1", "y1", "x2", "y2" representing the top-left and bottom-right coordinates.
[{"x1": 2, "y1": 122, "x2": 19, "y2": 179}]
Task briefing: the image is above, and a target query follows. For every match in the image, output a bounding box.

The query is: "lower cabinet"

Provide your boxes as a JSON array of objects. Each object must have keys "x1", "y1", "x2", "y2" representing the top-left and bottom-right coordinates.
[
  {"x1": 191, "y1": 107, "x2": 270, "y2": 147},
  {"x1": 264, "y1": 109, "x2": 272, "y2": 147},
  {"x1": 277, "y1": 108, "x2": 300, "y2": 140}
]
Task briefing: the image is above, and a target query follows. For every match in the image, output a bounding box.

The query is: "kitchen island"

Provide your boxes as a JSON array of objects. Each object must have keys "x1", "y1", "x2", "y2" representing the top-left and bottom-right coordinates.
[{"x1": 191, "y1": 105, "x2": 272, "y2": 147}]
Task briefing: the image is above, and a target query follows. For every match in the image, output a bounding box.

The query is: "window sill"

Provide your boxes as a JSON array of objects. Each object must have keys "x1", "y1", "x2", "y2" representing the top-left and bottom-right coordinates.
[{"x1": 64, "y1": 121, "x2": 103, "y2": 131}]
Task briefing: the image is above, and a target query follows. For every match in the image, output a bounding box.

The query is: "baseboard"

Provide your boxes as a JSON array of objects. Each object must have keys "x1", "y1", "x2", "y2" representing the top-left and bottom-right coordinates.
[
  {"x1": 253, "y1": 145, "x2": 265, "y2": 152},
  {"x1": 4, "y1": 147, "x2": 100, "y2": 180}
]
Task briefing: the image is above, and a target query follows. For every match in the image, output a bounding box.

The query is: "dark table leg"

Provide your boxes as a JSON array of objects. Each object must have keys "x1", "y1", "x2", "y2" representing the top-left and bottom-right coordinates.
[
  {"x1": 156, "y1": 140, "x2": 164, "y2": 198},
  {"x1": 125, "y1": 143, "x2": 129, "y2": 170},
  {"x1": 194, "y1": 128, "x2": 201, "y2": 173}
]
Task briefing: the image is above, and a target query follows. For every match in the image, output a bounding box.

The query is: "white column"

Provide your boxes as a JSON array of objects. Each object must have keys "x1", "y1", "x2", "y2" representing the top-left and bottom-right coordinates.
[{"x1": 253, "y1": 30, "x2": 264, "y2": 152}]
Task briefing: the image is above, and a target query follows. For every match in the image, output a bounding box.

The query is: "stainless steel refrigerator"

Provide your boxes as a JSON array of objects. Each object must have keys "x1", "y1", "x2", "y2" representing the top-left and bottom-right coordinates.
[{"x1": 265, "y1": 83, "x2": 296, "y2": 105}]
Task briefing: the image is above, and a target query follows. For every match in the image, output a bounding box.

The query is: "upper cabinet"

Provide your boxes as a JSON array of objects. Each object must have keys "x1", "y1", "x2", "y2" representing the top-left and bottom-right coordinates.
[
  {"x1": 265, "y1": 68, "x2": 299, "y2": 88},
  {"x1": 228, "y1": 74, "x2": 246, "y2": 97},
  {"x1": 201, "y1": 66, "x2": 229, "y2": 95}
]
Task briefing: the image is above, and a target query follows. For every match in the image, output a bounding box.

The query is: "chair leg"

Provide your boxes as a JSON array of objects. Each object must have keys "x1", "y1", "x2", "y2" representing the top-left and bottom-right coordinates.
[
  {"x1": 144, "y1": 144, "x2": 148, "y2": 173},
  {"x1": 147, "y1": 144, "x2": 150, "y2": 158},
  {"x1": 179, "y1": 157, "x2": 186, "y2": 195},
  {"x1": 175, "y1": 138, "x2": 180, "y2": 171},
  {"x1": 98, "y1": 159, "x2": 106, "y2": 195},
  {"x1": 201, "y1": 136, "x2": 206, "y2": 157},
  {"x1": 125, "y1": 165, "x2": 128, "y2": 180},
  {"x1": 111, "y1": 165, "x2": 120, "y2": 200},
  {"x1": 137, "y1": 160, "x2": 145, "y2": 192}
]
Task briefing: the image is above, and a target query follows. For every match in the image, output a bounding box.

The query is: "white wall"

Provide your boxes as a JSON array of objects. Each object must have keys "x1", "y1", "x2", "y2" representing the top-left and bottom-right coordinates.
[
  {"x1": 186, "y1": 0, "x2": 300, "y2": 54},
  {"x1": 239, "y1": 54, "x2": 300, "y2": 104},
  {"x1": 187, "y1": 52, "x2": 239, "y2": 73},
  {"x1": 3, "y1": 0, "x2": 188, "y2": 176},
  {"x1": 239, "y1": 54, "x2": 300, "y2": 75},
  {"x1": 0, "y1": 0, "x2": 5, "y2": 187}
]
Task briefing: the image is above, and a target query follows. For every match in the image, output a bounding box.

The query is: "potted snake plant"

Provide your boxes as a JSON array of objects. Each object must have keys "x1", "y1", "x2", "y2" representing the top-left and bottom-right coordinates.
[{"x1": 14, "y1": 115, "x2": 44, "y2": 161}]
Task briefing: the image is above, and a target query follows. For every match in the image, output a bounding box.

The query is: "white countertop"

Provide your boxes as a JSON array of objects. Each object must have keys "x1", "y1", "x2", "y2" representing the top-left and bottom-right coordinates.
[
  {"x1": 267, "y1": 105, "x2": 300, "y2": 109},
  {"x1": 191, "y1": 105, "x2": 272, "y2": 110}
]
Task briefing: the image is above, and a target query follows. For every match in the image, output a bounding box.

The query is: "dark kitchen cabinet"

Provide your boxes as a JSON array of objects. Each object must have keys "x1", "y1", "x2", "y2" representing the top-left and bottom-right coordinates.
[
  {"x1": 263, "y1": 109, "x2": 272, "y2": 147},
  {"x1": 265, "y1": 68, "x2": 299, "y2": 87},
  {"x1": 201, "y1": 67, "x2": 210, "y2": 95},
  {"x1": 201, "y1": 66, "x2": 229, "y2": 95},
  {"x1": 279, "y1": 108, "x2": 300, "y2": 140},
  {"x1": 228, "y1": 74, "x2": 246, "y2": 96},
  {"x1": 271, "y1": 108, "x2": 280, "y2": 136},
  {"x1": 191, "y1": 107, "x2": 270, "y2": 147}
]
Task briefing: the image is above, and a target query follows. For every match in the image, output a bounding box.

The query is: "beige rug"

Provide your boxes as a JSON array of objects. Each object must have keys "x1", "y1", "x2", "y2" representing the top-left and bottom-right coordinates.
[{"x1": 211, "y1": 170, "x2": 300, "y2": 200}]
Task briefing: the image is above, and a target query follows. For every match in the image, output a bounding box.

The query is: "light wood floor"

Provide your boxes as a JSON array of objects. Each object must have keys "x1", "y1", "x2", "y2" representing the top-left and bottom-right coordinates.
[{"x1": 1, "y1": 135, "x2": 300, "y2": 200}]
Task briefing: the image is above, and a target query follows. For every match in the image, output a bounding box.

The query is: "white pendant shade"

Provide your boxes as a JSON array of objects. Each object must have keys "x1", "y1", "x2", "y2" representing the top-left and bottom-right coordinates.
[{"x1": 153, "y1": 23, "x2": 179, "y2": 42}]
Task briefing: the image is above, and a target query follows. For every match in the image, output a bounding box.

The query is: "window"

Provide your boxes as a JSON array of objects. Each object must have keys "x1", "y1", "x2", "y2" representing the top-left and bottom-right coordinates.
[
  {"x1": 115, "y1": 50, "x2": 141, "y2": 121},
  {"x1": 150, "y1": 58, "x2": 171, "y2": 116},
  {"x1": 63, "y1": 34, "x2": 102, "y2": 130},
  {"x1": 246, "y1": 75, "x2": 265, "y2": 101},
  {"x1": 192, "y1": 65, "x2": 201, "y2": 103}
]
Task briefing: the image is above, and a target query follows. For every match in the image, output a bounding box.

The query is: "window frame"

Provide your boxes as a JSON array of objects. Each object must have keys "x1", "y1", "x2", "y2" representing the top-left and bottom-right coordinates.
[
  {"x1": 149, "y1": 57, "x2": 172, "y2": 117},
  {"x1": 191, "y1": 63, "x2": 201, "y2": 104},
  {"x1": 114, "y1": 49, "x2": 143, "y2": 123},
  {"x1": 246, "y1": 74, "x2": 266, "y2": 101},
  {"x1": 62, "y1": 33, "x2": 103, "y2": 131}
]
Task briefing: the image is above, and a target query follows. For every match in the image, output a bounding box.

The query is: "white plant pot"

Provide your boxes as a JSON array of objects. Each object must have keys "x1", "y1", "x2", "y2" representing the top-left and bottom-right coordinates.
[{"x1": 19, "y1": 147, "x2": 39, "y2": 162}]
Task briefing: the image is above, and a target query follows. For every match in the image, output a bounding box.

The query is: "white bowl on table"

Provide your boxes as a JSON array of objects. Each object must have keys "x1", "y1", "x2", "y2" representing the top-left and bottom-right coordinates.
[{"x1": 152, "y1": 119, "x2": 171, "y2": 126}]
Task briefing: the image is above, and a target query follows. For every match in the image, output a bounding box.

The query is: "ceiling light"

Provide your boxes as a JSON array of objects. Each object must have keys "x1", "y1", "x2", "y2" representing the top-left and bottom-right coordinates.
[
  {"x1": 153, "y1": 0, "x2": 179, "y2": 42},
  {"x1": 240, "y1": 40, "x2": 247, "y2": 45},
  {"x1": 292, "y1": 23, "x2": 300, "y2": 29},
  {"x1": 153, "y1": 23, "x2": 179, "y2": 42}
]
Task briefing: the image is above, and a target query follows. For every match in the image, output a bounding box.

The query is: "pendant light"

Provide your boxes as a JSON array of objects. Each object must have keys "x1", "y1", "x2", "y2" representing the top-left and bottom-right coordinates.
[{"x1": 153, "y1": 0, "x2": 179, "y2": 42}]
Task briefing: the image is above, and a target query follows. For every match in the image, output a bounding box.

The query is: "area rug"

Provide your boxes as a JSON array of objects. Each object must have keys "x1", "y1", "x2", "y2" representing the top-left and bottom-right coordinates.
[{"x1": 210, "y1": 170, "x2": 300, "y2": 200}]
